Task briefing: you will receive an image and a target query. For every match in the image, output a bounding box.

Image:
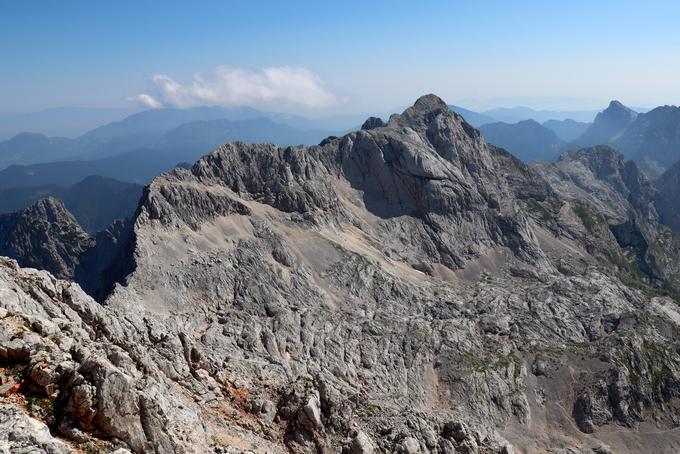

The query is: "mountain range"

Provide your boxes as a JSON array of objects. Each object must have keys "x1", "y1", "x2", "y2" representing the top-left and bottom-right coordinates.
[
  {"x1": 4, "y1": 95, "x2": 680, "y2": 453},
  {"x1": 480, "y1": 119, "x2": 568, "y2": 162}
]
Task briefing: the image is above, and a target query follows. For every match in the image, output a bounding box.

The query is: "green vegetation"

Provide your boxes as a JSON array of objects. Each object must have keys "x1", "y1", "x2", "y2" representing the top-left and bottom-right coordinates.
[
  {"x1": 526, "y1": 198, "x2": 554, "y2": 222},
  {"x1": 573, "y1": 202, "x2": 603, "y2": 233}
]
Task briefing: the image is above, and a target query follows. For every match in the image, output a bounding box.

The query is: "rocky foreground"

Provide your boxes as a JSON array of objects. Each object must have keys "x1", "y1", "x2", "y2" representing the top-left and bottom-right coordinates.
[{"x1": 3, "y1": 95, "x2": 680, "y2": 453}]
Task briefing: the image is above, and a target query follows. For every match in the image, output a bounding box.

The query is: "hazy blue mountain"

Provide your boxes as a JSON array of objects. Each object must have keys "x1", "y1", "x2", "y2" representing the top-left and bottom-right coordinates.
[
  {"x1": 655, "y1": 160, "x2": 680, "y2": 230},
  {"x1": 156, "y1": 117, "x2": 329, "y2": 150},
  {"x1": 0, "y1": 175, "x2": 143, "y2": 233},
  {"x1": 480, "y1": 119, "x2": 567, "y2": 162},
  {"x1": 576, "y1": 100, "x2": 638, "y2": 147},
  {"x1": 0, "y1": 106, "x2": 334, "y2": 171},
  {"x1": 80, "y1": 106, "x2": 263, "y2": 145},
  {"x1": 612, "y1": 105, "x2": 680, "y2": 174},
  {"x1": 0, "y1": 148, "x2": 172, "y2": 188},
  {"x1": 0, "y1": 107, "x2": 136, "y2": 140},
  {"x1": 448, "y1": 105, "x2": 497, "y2": 127},
  {"x1": 482, "y1": 106, "x2": 600, "y2": 123},
  {"x1": 0, "y1": 132, "x2": 83, "y2": 169},
  {"x1": 542, "y1": 119, "x2": 590, "y2": 142},
  {"x1": 573, "y1": 101, "x2": 680, "y2": 175}
]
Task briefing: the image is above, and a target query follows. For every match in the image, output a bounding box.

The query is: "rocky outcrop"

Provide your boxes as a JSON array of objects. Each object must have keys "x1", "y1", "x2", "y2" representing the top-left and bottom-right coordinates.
[
  {"x1": 5, "y1": 95, "x2": 680, "y2": 453},
  {"x1": 533, "y1": 145, "x2": 680, "y2": 292},
  {"x1": 0, "y1": 198, "x2": 93, "y2": 279},
  {"x1": 360, "y1": 117, "x2": 385, "y2": 130}
]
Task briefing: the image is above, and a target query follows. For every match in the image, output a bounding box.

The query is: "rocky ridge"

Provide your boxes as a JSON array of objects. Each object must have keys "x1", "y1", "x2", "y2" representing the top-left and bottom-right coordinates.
[{"x1": 3, "y1": 95, "x2": 680, "y2": 453}]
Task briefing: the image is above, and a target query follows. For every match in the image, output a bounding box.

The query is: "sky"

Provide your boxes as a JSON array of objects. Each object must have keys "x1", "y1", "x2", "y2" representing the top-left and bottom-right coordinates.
[{"x1": 2, "y1": 0, "x2": 680, "y2": 116}]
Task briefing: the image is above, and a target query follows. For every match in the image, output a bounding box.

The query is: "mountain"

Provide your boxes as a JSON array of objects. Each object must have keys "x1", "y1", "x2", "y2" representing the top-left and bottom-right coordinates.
[
  {"x1": 0, "y1": 106, "x2": 136, "y2": 140},
  {"x1": 576, "y1": 100, "x2": 638, "y2": 147},
  {"x1": 612, "y1": 105, "x2": 680, "y2": 173},
  {"x1": 480, "y1": 119, "x2": 567, "y2": 162},
  {"x1": 5, "y1": 95, "x2": 680, "y2": 453},
  {"x1": 0, "y1": 148, "x2": 174, "y2": 188},
  {"x1": 482, "y1": 106, "x2": 600, "y2": 123},
  {"x1": 0, "y1": 106, "x2": 333, "y2": 173},
  {"x1": 533, "y1": 145, "x2": 680, "y2": 291},
  {"x1": 575, "y1": 101, "x2": 680, "y2": 174},
  {"x1": 0, "y1": 198, "x2": 93, "y2": 279},
  {"x1": 0, "y1": 113, "x2": 338, "y2": 188},
  {"x1": 155, "y1": 117, "x2": 328, "y2": 150},
  {"x1": 80, "y1": 105, "x2": 262, "y2": 145},
  {"x1": 542, "y1": 118, "x2": 590, "y2": 142},
  {"x1": 655, "y1": 160, "x2": 680, "y2": 231},
  {"x1": 0, "y1": 132, "x2": 83, "y2": 169},
  {"x1": 0, "y1": 175, "x2": 142, "y2": 233},
  {"x1": 448, "y1": 105, "x2": 497, "y2": 126}
]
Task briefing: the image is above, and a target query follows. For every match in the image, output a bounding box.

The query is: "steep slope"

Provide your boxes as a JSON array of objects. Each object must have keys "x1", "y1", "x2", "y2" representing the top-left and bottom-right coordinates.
[
  {"x1": 0, "y1": 198, "x2": 93, "y2": 279},
  {"x1": 0, "y1": 175, "x2": 143, "y2": 233},
  {"x1": 480, "y1": 119, "x2": 567, "y2": 162},
  {"x1": 6, "y1": 95, "x2": 680, "y2": 453},
  {"x1": 542, "y1": 118, "x2": 590, "y2": 142},
  {"x1": 576, "y1": 100, "x2": 638, "y2": 147},
  {"x1": 88, "y1": 95, "x2": 680, "y2": 452},
  {"x1": 655, "y1": 160, "x2": 680, "y2": 232},
  {"x1": 613, "y1": 105, "x2": 680, "y2": 173},
  {"x1": 448, "y1": 105, "x2": 497, "y2": 127},
  {"x1": 533, "y1": 145, "x2": 680, "y2": 291}
]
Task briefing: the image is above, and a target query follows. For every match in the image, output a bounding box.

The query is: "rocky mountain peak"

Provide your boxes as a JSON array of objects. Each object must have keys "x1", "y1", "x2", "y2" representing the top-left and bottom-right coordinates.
[
  {"x1": 576, "y1": 101, "x2": 638, "y2": 147},
  {"x1": 360, "y1": 116, "x2": 385, "y2": 130},
  {"x1": 412, "y1": 93, "x2": 450, "y2": 112},
  {"x1": 603, "y1": 99, "x2": 638, "y2": 120},
  {"x1": 0, "y1": 197, "x2": 93, "y2": 279}
]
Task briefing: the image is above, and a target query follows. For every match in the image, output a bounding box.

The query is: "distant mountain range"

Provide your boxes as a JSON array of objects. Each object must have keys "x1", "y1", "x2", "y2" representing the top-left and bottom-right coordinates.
[
  {"x1": 576, "y1": 101, "x2": 680, "y2": 175},
  {"x1": 0, "y1": 106, "x2": 138, "y2": 140},
  {"x1": 450, "y1": 101, "x2": 680, "y2": 172},
  {"x1": 448, "y1": 105, "x2": 497, "y2": 127},
  {"x1": 0, "y1": 175, "x2": 142, "y2": 233},
  {"x1": 480, "y1": 120, "x2": 567, "y2": 162},
  {"x1": 0, "y1": 105, "x2": 337, "y2": 171},
  {"x1": 542, "y1": 119, "x2": 590, "y2": 142}
]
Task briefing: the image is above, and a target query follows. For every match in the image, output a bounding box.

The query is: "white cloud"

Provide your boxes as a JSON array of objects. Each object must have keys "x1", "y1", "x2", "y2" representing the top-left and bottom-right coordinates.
[
  {"x1": 131, "y1": 93, "x2": 162, "y2": 109},
  {"x1": 132, "y1": 65, "x2": 336, "y2": 109}
]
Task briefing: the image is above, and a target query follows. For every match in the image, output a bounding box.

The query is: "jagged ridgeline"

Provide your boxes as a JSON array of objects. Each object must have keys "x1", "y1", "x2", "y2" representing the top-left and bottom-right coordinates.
[{"x1": 3, "y1": 95, "x2": 680, "y2": 453}]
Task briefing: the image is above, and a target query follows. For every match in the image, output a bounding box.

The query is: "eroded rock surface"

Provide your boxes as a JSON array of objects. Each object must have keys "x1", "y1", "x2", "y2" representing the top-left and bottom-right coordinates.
[{"x1": 4, "y1": 95, "x2": 680, "y2": 453}]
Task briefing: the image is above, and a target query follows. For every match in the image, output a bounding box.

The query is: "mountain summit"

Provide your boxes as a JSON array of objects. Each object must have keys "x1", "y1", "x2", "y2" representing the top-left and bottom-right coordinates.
[{"x1": 577, "y1": 100, "x2": 638, "y2": 146}]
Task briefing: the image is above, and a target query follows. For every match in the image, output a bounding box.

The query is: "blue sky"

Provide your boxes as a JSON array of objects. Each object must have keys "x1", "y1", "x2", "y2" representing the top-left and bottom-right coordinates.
[{"x1": 2, "y1": 0, "x2": 680, "y2": 114}]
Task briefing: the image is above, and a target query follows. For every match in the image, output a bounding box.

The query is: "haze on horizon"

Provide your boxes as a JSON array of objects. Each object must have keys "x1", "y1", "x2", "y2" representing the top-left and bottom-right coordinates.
[{"x1": 2, "y1": 0, "x2": 680, "y2": 116}]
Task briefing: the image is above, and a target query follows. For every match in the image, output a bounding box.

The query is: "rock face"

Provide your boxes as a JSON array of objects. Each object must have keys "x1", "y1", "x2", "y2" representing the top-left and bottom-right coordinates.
[
  {"x1": 360, "y1": 116, "x2": 385, "y2": 130},
  {"x1": 534, "y1": 145, "x2": 680, "y2": 291},
  {"x1": 655, "y1": 160, "x2": 680, "y2": 232},
  {"x1": 5, "y1": 95, "x2": 680, "y2": 453},
  {"x1": 577, "y1": 100, "x2": 638, "y2": 148},
  {"x1": 0, "y1": 197, "x2": 93, "y2": 279}
]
